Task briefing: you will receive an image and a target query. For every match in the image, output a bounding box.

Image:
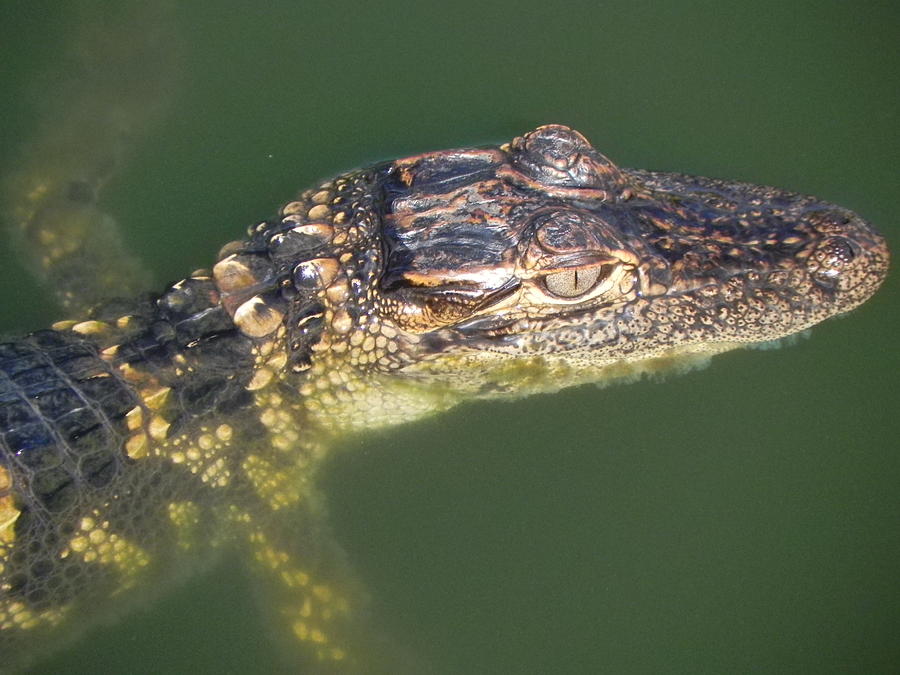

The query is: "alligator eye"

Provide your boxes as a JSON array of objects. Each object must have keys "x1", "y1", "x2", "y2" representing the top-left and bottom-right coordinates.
[{"x1": 543, "y1": 265, "x2": 608, "y2": 298}]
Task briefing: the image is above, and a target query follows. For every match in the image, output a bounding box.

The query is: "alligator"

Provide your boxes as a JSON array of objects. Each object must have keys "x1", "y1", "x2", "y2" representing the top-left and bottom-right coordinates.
[{"x1": 0, "y1": 118, "x2": 889, "y2": 672}]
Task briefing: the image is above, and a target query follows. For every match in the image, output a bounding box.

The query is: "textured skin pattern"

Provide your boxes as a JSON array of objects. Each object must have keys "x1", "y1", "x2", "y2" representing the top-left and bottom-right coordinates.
[
  {"x1": 0, "y1": 286, "x2": 373, "y2": 672},
  {"x1": 0, "y1": 125, "x2": 889, "y2": 673},
  {"x1": 0, "y1": 330, "x2": 138, "y2": 631},
  {"x1": 0, "y1": 292, "x2": 247, "y2": 650}
]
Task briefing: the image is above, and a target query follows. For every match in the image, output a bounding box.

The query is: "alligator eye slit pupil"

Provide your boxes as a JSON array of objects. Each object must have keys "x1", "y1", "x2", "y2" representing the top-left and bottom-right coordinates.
[{"x1": 544, "y1": 265, "x2": 608, "y2": 298}]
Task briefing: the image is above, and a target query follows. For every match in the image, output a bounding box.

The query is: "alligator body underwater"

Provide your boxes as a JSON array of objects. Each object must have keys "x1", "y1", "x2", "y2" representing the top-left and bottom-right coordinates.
[{"x1": 0, "y1": 122, "x2": 889, "y2": 672}]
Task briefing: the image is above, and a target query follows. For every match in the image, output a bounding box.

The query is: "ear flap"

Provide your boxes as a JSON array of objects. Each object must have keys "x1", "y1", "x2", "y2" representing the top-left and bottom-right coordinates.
[{"x1": 382, "y1": 279, "x2": 520, "y2": 333}]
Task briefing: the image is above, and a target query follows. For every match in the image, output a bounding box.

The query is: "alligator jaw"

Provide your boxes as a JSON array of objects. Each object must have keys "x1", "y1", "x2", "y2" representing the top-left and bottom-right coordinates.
[{"x1": 366, "y1": 126, "x2": 889, "y2": 394}]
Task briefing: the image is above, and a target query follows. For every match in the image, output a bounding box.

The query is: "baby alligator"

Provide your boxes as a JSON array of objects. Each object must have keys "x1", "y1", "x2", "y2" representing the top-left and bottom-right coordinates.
[{"x1": 0, "y1": 125, "x2": 889, "y2": 672}]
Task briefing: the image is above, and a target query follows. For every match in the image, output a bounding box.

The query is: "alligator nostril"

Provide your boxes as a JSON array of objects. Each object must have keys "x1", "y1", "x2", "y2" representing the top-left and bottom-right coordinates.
[{"x1": 809, "y1": 236, "x2": 858, "y2": 287}]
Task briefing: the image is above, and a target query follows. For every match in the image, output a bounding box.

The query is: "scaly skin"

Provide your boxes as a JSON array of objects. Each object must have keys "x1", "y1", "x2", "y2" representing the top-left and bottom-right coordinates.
[{"x1": 0, "y1": 125, "x2": 889, "y2": 673}]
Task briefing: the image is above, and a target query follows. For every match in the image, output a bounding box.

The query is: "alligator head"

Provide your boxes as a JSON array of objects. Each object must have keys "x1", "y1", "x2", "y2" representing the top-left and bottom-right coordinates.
[{"x1": 213, "y1": 125, "x2": 889, "y2": 429}]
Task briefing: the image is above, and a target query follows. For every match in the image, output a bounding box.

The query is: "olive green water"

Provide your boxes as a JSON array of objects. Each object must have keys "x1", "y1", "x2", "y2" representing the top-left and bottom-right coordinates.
[{"x1": 1, "y1": 2, "x2": 898, "y2": 673}]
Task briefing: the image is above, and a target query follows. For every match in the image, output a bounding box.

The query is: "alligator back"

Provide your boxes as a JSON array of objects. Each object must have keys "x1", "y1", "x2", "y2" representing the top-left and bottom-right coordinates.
[
  {"x1": 0, "y1": 284, "x2": 261, "y2": 668},
  {"x1": 0, "y1": 329, "x2": 146, "y2": 639}
]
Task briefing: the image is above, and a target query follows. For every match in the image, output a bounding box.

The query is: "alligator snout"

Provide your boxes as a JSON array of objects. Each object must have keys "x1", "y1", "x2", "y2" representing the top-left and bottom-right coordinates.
[
  {"x1": 808, "y1": 236, "x2": 858, "y2": 285},
  {"x1": 805, "y1": 210, "x2": 889, "y2": 302}
]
